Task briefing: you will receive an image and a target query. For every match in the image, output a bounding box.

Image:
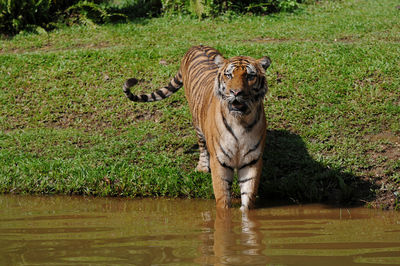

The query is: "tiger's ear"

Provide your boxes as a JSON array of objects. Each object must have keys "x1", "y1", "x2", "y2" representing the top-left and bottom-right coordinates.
[
  {"x1": 258, "y1": 56, "x2": 271, "y2": 70},
  {"x1": 214, "y1": 55, "x2": 226, "y2": 68}
]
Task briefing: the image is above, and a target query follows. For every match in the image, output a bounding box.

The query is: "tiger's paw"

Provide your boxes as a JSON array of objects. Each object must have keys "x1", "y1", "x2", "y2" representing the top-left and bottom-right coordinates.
[
  {"x1": 240, "y1": 205, "x2": 249, "y2": 212},
  {"x1": 196, "y1": 164, "x2": 210, "y2": 173}
]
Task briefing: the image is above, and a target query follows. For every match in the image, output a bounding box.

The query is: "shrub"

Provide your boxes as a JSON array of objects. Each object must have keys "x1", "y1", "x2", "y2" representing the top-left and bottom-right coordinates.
[
  {"x1": 0, "y1": 0, "x2": 301, "y2": 36},
  {"x1": 0, "y1": 0, "x2": 52, "y2": 35},
  {"x1": 0, "y1": 0, "x2": 125, "y2": 35},
  {"x1": 160, "y1": 0, "x2": 301, "y2": 17},
  {"x1": 65, "y1": 1, "x2": 127, "y2": 26},
  {"x1": 107, "y1": 0, "x2": 162, "y2": 20}
]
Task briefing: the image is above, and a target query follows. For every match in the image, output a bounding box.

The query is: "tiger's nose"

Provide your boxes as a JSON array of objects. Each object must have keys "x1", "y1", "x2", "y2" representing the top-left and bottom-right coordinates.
[{"x1": 230, "y1": 89, "x2": 243, "y2": 96}]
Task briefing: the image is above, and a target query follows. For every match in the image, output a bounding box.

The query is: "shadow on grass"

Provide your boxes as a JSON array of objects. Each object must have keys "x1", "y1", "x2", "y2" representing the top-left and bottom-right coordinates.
[{"x1": 258, "y1": 130, "x2": 377, "y2": 207}]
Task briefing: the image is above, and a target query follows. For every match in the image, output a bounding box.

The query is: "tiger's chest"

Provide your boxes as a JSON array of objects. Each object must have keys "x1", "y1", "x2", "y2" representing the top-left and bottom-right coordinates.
[{"x1": 213, "y1": 111, "x2": 265, "y2": 169}]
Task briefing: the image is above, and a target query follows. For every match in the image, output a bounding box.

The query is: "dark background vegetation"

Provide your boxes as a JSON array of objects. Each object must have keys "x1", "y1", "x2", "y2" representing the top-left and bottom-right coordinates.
[{"x1": 0, "y1": 0, "x2": 302, "y2": 35}]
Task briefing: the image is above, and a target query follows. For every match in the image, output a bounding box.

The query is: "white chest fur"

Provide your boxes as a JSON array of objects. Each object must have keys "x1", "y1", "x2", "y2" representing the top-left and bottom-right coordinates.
[{"x1": 215, "y1": 108, "x2": 264, "y2": 169}]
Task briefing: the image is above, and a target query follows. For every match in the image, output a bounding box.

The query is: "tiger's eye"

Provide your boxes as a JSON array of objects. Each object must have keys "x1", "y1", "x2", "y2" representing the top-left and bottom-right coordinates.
[
  {"x1": 247, "y1": 74, "x2": 256, "y2": 80},
  {"x1": 225, "y1": 73, "x2": 232, "y2": 79}
]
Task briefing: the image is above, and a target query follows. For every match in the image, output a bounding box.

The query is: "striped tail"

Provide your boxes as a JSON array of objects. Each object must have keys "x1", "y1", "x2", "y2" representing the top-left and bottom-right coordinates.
[{"x1": 123, "y1": 71, "x2": 183, "y2": 102}]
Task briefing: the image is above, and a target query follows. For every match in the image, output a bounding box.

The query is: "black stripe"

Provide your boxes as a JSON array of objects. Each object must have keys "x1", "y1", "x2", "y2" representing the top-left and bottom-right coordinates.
[
  {"x1": 255, "y1": 77, "x2": 263, "y2": 90},
  {"x1": 215, "y1": 75, "x2": 226, "y2": 99},
  {"x1": 192, "y1": 59, "x2": 216, "y2": 69},
  {"x1": 191, "y1": 76, "x2": 205, "y2": 95},
  {"x1": 202, "y1": 46, "x2": 217, "y2": 57},
  {"x1": 202, "y1": 46, "x2": 212, "y2": 52},
  {"x1": 151, "y1": 92, "x2": 156, "y2": 101},
  {"x1": 218, "y1": 142, "x2": 232, "y2": 160},
  {"x1": 207, "y1": 65, "x2": 218, "y2": 70},
  {"x1": 215, "y1": 123, "x2": 222, "y2": 137},
  {"x1": 125, "y1": 90, "x2": 139, "y2": 101},
  {"x1": 217, "y1": 157, "x2": 234, "y2": 171},
  {"x1": 195, "y1": 127, "x2": 205, "y2": 138},
  {"x1": 261, "y1": 76, "x2": 266, "y2": 87},
  {"x1": 245, "y1": 108, "x2": 260, "y2": 132},
  {"x1": 124, "y1": 78, "x2": 138, "y2": 88},
  {"x1": 189, "y1": 64, "x2": 209, "y2": 81},
  {"x1": 207, "y1": 51, "x2": 218, "y2": 58},
  {"x1": 239, "y1": 156, "x2": 261, "y2": 170},
  {"x1": 240, "y1": 58, "x2": 250, "y2": 64},
  {"x1": 188, "y1": 53, "x2": 207, "y2": 64},
  {"x1": 217, "y1": 72, "x2": 222, "y2": 81},
  {"x1": 173, "y1": 76, "x2": 183, "y2": 86},
  {"x1": 241, "y1": 192, "x2": 249, "y2": 195},
  {"x1": 244, "y1": 137, "x2": 262, "y2": 157},
  {"x1": 254, "y1": 90, "x2": 267, "y2": 102},
  {"x1": 166, "y1": 83, "x2": 179, "y2": 93},
  {"x1": 238, "y1": 177, "x2": 254, "y2": 184},
  {"x1": 141, "y1": 94, "x2": 148, "y2": 102},
  {"x1": 156, "y1": 89, "x2": 166, "y2": 98},
  {"x1": 221, "y1": 112, "x2": 238, "y2": 141},
  {"x1": 223, "y1": 178, "x2": 232, "y2": 188}
]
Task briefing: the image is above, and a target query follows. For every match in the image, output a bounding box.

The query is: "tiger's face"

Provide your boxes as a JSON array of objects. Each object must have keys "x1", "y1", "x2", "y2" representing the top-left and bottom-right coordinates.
[{"x1": 214, "y1": 55, "x2": 271, "y2": 116}]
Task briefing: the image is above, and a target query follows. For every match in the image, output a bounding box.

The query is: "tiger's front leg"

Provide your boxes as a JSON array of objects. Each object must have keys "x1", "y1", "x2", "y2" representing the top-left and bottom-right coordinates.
[
  {"x1": 195, "y1": 128, "x2": 210, "y2": 173},
  {"x1": 238, "y1": 158, "x2": 262, "y2": 211},
  {"x1": 209, "y1": 155, "x2": 234, "y2": 209}
]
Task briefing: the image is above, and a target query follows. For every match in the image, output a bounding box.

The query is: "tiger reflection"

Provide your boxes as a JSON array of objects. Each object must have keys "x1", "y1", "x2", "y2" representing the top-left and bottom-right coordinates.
[{"x1": 196, "y1": 209, "x2": 269, "y2": 265}]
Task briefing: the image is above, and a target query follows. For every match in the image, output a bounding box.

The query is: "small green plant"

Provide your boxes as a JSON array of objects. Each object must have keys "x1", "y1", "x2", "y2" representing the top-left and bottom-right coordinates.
[
  {"x1": 277, "y1": 0, "x2": 299, "y2": 12},
  {"x1": 244, "y1": 0, "x2": 299, "y2": 13},
  {"x1": 65, "y1": 1, "x2": 127, "y2": 25}
]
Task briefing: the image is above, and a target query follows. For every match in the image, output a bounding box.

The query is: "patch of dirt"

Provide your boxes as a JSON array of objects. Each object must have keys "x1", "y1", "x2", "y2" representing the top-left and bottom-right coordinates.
[
  {"x1": 52, "y1": 108, "x2": 161, "y2": 133},
  {"x1": 334, "y1": 36, "x2": 356, "y2": 43},
  {"x1": 39, "y1": 111, "x2": 108, "y2": 132},
  {"x1": 134, "y1": 110, "x2": 162, "y2": 123},
  {"x1": 354, "y1": 70, "x2": 386, "y2": 88},
  {"x1": 366, "y1": 132, "x2": 400, "y2": 171},
  {"x1": 275, "y1": 71, "x2": 284, "y2": 83},
  {"x1": 247, "y1": 37, "x2": 293, "y2": 43},
  {"x1": 368, "y1": 131, "x2": 400, "y2": 144},
  {"x1": 159, "y1": 59, "x2": 168, "y2": 66},
  {"x1": 1, "y1": 41, "x2": 115, "y2": 55},
  {"x1": 370, "y1": 189, "x2": 400, "y2": 210},
  {"x1": 364, "y1": 131, "x2": 400, "y2": 209},
  {"x1": 246, "y1": 35, "x2": 363, "y2": 44}
]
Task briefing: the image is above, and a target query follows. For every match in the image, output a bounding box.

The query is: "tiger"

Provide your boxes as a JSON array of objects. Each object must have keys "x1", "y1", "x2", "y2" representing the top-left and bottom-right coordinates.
[{"x1": 123, "y1": 45, "x2": 271, "y2": 211}]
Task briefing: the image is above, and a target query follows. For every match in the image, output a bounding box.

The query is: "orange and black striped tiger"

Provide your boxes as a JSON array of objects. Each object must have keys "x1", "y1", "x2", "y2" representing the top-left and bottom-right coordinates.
[{"x1": 124, "y1": 45, "x2": 271, "y2": 210}]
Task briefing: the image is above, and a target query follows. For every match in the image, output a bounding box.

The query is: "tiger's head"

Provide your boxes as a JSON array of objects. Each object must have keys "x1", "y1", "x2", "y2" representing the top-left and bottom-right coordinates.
[{"x1": 214, "y1": 55, "x2": 271, "y2": 116}]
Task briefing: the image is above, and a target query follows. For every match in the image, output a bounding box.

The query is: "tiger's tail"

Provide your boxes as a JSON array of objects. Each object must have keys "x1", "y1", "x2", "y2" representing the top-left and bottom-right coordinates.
[{"x1": 123, "y1": 71, "x2": 183, "y2": 102}]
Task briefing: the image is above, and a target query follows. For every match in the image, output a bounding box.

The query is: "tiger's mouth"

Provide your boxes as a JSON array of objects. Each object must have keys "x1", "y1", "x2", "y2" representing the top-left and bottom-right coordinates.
[{"x1": 228, "y1": 99, "x2": 248, "y2": 114}]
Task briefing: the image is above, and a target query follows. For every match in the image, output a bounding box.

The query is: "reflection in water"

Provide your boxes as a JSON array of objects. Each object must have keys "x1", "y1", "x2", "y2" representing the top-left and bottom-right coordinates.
[
  {"x1": 1, "y1": 195, "x2": 400, "y2": 265},
  {"x1": 197, "y1": 209, "x2": 268, "y2": 265}
]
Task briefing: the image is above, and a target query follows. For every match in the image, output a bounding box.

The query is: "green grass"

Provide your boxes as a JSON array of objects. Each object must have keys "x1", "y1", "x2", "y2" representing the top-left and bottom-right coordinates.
[{"x1": 1, "y1": 0, "x2": 399, "y2": 208}]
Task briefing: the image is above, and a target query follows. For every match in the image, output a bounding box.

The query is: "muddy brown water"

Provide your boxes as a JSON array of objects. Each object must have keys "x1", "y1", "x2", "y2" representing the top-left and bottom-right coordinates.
[{"x1": 1, "y1": 195, "x2": 400, "y2": 265}]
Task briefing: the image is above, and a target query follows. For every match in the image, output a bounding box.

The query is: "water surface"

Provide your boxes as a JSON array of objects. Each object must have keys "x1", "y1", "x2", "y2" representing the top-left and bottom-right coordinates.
[{"x1": 1, "y1": 195, "x2": 399, "y2": 265}]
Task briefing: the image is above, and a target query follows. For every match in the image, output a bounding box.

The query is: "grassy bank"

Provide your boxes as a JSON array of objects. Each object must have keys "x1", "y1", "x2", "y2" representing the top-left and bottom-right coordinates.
[{"x1": 1, "y1": 0, "x2": 399, "y2": 209}]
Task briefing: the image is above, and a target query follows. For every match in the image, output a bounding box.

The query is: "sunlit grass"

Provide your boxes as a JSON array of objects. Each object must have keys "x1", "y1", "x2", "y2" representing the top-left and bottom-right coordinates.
[{"x1": 1, "y1": 0, "x2": 399, "y2": 208}]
